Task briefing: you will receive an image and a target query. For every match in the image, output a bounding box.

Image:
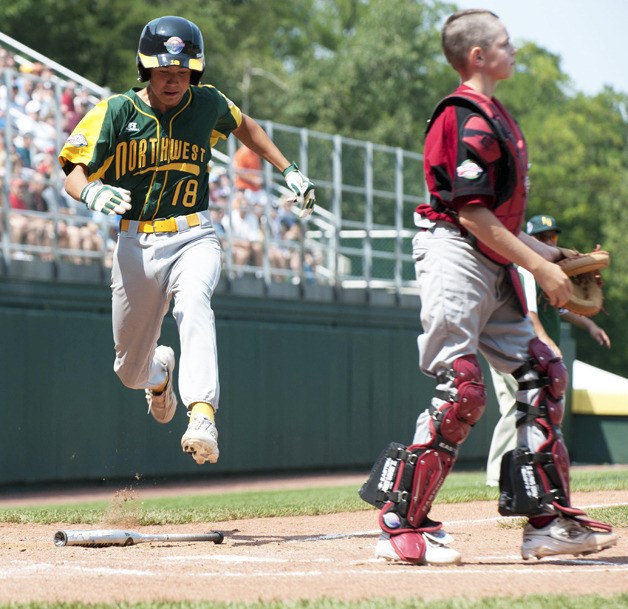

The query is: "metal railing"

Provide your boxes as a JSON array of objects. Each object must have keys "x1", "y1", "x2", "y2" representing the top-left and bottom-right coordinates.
[
  {"x1": 220, "y1": 121, "x2": 426, "y2": 296},
  {"x1": 0, "y1": 35, "x2": 427, "y2": 299}
]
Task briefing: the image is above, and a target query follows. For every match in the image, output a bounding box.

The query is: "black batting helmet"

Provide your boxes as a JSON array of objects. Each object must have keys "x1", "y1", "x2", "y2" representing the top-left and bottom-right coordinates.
[{"x1": 137, "y1": 16, "x2": 205, "y2": 85}]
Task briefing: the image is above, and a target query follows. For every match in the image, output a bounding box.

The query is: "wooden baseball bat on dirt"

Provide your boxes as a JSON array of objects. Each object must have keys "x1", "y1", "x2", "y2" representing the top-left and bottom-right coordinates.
[{"x1": 53, "y1": 529, "x2": 224, "y2": 547}]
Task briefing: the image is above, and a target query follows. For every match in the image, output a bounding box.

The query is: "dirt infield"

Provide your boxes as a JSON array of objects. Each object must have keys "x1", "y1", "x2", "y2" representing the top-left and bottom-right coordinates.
[{"x1": 0, "y1": 478, "x2": 626, "y2": 604}]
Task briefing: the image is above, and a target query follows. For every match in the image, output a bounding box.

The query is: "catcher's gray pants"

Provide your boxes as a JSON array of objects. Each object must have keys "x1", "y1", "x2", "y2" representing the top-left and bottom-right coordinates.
[
  {"x1": 111, "y1": 211, "x2": 222, "y2": 409},
  {"x1": 485, "y1": 367, "x2": 518, "y2": 483},
  {"x1": 410, "y1": 220, "x2": 536, "y2": 445}
]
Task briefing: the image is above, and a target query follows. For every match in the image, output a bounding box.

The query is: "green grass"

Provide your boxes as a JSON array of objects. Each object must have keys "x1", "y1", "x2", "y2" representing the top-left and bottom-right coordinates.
[
  {"x1": 1, "y1": 594, "x2": 628, "y2": 608},
  {"x1": 0, "y1": 468, "x2": 626, "y2": 527}
]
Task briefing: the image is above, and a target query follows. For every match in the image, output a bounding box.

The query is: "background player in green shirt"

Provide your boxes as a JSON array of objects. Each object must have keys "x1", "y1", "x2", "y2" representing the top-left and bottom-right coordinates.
[
  {"x1": 486, "y1": 214, "x2": 611, "y2": 486},
  {"x1": 58, "y1": 15, "x2": 315, "y2": 465}
]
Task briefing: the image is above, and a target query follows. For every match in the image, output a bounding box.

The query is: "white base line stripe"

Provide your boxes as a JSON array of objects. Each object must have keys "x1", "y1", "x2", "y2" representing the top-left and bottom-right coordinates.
[
  {"x1": 294, "y1": 501, "x2": 627, "y2": 542},
  {"x1": 3, "y1": 563, "x2": 626, "y2": 579},
  {"x1": 176, "y1": 565, "x2": 628, "y2": 577}
]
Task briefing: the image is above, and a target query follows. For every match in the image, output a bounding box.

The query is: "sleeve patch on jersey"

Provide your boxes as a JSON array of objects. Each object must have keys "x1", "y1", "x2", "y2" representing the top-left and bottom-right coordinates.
[
  {"x1": 456, "y1": 159, "x2": 484, "y2": 180},
  {"x1": 462, "y1": 115, "x2": 501, "y2": 163},
  {"x1": 66, "y1": 133, "x2": 88, "y2": 148}
]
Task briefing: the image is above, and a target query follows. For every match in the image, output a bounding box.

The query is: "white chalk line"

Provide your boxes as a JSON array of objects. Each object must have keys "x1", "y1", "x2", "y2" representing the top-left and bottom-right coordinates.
[
  {"x1": 163, "y1": 554, "x2": 336, "y2": 563},
  {"x1": 162, "y1": 556, "x2": 626, "y2": 570},
  {"x1": 3, "y1": 551, "x2": 626, "y2": 580},
  {"x1": 293, "y1": 501, "x2": 628, "y2": 542},
  {"x1": 0, "y1": 561, "x2": 157, "y2": 579},
  {"x1": 3, "y1": 560, "x2": 625, "y2": 580},
  {"x1": 201, "y1": 564, "x2": 628, "y2": 577},
  {"x1": 161, "y1": 554, "x2": 624, "y2": 569},
  {"x1": 293, "y1": 530, "x2": 380, "y2": 542}
]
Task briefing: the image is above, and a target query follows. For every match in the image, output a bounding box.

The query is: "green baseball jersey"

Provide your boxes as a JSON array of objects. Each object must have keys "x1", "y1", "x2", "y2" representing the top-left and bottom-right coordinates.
[{"x1": 58, "y1": 85, "x2": 242, "y2": 221}]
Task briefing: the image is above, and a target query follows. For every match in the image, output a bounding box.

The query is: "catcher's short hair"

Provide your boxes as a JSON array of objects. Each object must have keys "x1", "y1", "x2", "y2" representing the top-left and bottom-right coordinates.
[
  {"x1": 526, "y1": 214, "x2": 561, "y2": 236},
  {"x1": 137, "y1": 15, "x2": 205, "y2": 85},
  {"x1": 441, "y1": 9, "x2": 501, "y2": 71}
]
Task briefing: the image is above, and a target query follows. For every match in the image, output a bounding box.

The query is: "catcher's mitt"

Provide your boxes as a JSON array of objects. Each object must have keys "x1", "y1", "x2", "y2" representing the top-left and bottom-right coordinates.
[{"x1": 557, "y1": 249, "x2": 610, "y2": 317}]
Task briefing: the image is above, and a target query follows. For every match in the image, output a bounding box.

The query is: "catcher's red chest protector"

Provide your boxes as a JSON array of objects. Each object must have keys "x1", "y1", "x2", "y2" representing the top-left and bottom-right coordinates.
[{"x1": 423, "y1": 87, "x2": 529, "y2": 265}]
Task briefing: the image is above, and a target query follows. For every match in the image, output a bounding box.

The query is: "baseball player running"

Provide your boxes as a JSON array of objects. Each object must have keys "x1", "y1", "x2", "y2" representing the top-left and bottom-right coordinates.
[
  {"x1": 58, "y1": 15, "x2": 315, "y2": 465},
  {"x1": 360, "y1": 9, "x2": 617, "y2": 565}
]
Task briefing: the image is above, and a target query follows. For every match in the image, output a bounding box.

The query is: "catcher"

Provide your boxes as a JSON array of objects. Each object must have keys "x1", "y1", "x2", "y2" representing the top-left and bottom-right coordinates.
[
  {"x1": 485, "y1": 214, "x2": 611, "y2": 486},
  {"x1": 359, "y1": 9, "x2": 617, "y2": 567}
]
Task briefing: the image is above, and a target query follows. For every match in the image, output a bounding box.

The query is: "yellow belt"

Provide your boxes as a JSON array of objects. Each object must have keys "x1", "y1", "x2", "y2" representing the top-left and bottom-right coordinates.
[{"x1": 119, "y1": 213, "x2": 201, "y2": 234}]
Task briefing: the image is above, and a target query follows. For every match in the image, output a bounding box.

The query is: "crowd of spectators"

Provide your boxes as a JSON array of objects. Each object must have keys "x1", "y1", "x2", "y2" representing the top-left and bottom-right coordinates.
[
  {"x1": 208, "y1": 161, "x2": 321, "y2": 285},
  {"x1": 1, "y1": 46, "x2": 106, "y2": 264},
  {"x1": 0, "y1": 44, "x2": 321, "y2": 284}
]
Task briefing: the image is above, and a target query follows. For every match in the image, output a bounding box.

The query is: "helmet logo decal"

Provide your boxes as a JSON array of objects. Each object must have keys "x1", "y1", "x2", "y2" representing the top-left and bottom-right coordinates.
[{"x1": 164, "y1": 36, "x2": 185, "y2": 54}]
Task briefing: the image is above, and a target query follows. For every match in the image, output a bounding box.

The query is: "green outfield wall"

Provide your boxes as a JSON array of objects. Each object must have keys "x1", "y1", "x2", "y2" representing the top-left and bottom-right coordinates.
[{"x1": 0, "y1": 271, "x2": 621, "y2": 490}]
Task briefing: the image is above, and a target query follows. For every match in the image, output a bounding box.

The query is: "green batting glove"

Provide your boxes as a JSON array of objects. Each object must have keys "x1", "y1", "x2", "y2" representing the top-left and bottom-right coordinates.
[
  {"x1": 80, "y1": 180, "x2": 132, "y2": 216},
  {"x1": 282, "y1": 162, "x2": 316, "y2": 218}
]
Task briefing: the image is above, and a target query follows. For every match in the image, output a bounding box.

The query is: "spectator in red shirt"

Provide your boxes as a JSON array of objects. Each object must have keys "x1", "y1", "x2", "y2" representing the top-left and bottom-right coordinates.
[{"x1": 233, "y1": 143, "x2": 266, "y2": 205}]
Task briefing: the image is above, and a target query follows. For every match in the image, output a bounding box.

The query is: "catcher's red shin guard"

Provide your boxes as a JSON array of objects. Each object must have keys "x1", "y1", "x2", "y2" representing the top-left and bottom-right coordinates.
[
  {"x1": 359, "y1": 355, "x2": 486, "y2": 534},
  {"x1": 499, "y1": 338, "x2": 587, "y2": 518}
]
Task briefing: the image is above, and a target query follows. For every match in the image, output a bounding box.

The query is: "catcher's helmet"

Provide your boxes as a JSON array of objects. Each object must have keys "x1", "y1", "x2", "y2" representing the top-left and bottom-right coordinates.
[{"x1": 137, "y1": 16, "x2": 205, "y2": 85}]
